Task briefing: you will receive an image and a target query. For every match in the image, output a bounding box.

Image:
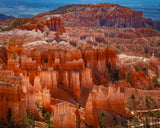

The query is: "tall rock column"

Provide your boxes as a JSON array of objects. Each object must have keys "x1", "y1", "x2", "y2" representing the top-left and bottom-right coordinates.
[
  {"x1": 80, "y1": 68, "x2": 93, "y2": 87},
  {"x1": 85, "y1": 93, "x2": 98, "y2": 128},
  {"x1": 33, "y1": 76, "x2": 42, "y2": 93},
  {"x1": 97, "y1": 49, "x2": 107, "y2": 74},
  {"x1": 40, "y1": 71, "x2": 58, "y2": 89},
  {"x1": 21, "y1": 76, "x2": 33, "y2": 93},
  {"x1": 108, "y1": 86, "x2": 126, "y2": 116},
  {"x1": 70, "y1": 71, "x2": 81, "y2": 99},
  {"x1": 42, "y1": 88, "x2": 51, "y2": 109}
]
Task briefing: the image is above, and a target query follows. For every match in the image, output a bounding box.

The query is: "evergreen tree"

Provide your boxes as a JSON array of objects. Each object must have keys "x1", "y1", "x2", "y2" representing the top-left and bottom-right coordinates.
[{"x1": 98, "y1": 111, "x2": 106, "y2": 128}]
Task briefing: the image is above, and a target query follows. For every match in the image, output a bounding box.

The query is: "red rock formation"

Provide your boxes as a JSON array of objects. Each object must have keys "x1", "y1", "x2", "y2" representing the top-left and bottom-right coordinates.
[
  {"x1": 85, "y1": 93, "x2": 99, "y2": 128},
  {"x1": 18, "y1": 17, "x2": 65, "y2": 32},
  {"x1": 7, "y1": 57, "x2": 20, "y2": 76},
  {"x1": 33, "y1": 76, "x2": 42, "y2": 93},
  {"x1": 69, "y1": 71, "x2": 81, "y2": 99},
  {"x1": 52, "y1": 102, "x2": 77, "y2": 128},
  {"x1": 108, "y1": 86, "x2": 126, "y2": 116},
  {"x1": 129, "y1": 69, "x2": 154, "y2": 89},
  {"x1": 49, "y1": 3, "x2": 159, "y2": 31},
  {"x1": 41, "y1": 88, "x2": 51, "y2": 109},
  {"x1": 0, "y1": 41, "x2": 159, "y2": 127},
  {"x1": 19, "y1": 24, "x2": 39, "y2": 31},
  {"x1": 44, "y1": 17, "x2": 64, "y2": 31},
  {"x1": 3, "y1": 42, "x2": 119, "y2": 99},
  {"x1": 118, "y1": 61, "x2": 154, "y2": 90},
  {"x1": 21, "y1": 75, "x2": 33, "y2": 93},
  {"x1": 0, "y1": 46, "x2": 7, "y2": 64},
  {"x1": 1, "y1": 76, "x2": 21, "y2": 85},
  {"x1": 7, "y1": 41, "x2": 15, "y2": 59},
  {"x1": 31, "y1": 49, "x2": 41, "y2": 65},
  {"x1": 80, "y1": 68, "x2": 93, "y2": 87},
  {"x1": 40, "y1": 71, "x2": 58, "y2": 89},
  {"x1": 86, "y1": 86, "x2": 126, "y2": 117},
  {"x1": 0, "y1": 83, "x2": 27, "y2": 122},
  {"x1": 16, "y1": 41, "x2": 24, "y2": 56},
  {"x1": 0, "y1": 70, "x2": 15, "y2": 77},
  {"x1": 105, "y1": 48, "x2": 117, "y2": 70},
  {"x1": 58, "y1": 70, "x2": 81, "y2": 99}
]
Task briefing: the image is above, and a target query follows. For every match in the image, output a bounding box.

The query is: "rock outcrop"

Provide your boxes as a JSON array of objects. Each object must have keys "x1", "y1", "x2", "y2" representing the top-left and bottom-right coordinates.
[
  {"x1": 86, "y1": 86, "x2": 126, "y2": 117},
  {"x1": 18, "y1": 17, "x2": 65, "y2": 32},
  {"x1": 0, "y1": 41, "x2": 159, "y2": 127},
  {"x1": 52, "y1": 102, "x2": 77, "y2": 128},
  {"x1": 49, "y1": 3, "x2": 160, "y2": 31}
]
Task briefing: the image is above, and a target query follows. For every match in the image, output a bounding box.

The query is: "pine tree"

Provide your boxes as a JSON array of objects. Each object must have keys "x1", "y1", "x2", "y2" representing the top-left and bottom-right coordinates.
[{"x1": 98, "y1": 111, "x2": 106, "y2": 128}]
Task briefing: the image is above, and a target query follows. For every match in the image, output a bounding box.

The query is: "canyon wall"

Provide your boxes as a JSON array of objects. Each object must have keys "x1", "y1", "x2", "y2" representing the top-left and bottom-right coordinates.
[{"x1": 0, "y1": 41, "x2": 159, "y2": 127}]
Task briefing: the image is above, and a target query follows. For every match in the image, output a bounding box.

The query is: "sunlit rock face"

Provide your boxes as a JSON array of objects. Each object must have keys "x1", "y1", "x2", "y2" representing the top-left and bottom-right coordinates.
[
  {"x1": 0, "y1": 40, "x2": 159, "y2": 127},
  {"x1": 0, "y1": 46, "x2": 7, "y2": 64},
  {"x1": 41, "y1": 88, "x2": 51, "y2": 109},
  {"x1": 33, "y1": 76, "x2": 42, "y2": 93},
  {"x1": 0, "y1": 41, "x2": 121, "y2": 123},
  {"x1": 83, "y1": 47, "x2": 107, "y2": 73},
  {"x1": 0, "y1": 83, "x2": 27, "y2": 122},
  {"x1": 22, "y1": 43, "x2": 118, "y2": 90},
  {"x1": 18, "y1": 17, "x2": 64, "y2": 32},
  {"x1": 48, "y1": 3, "x2": 159, "y2": 32},
  {"x1": 85, "y1": 92, "x2": 99, "y2": 128},
  {"x1": 0, "y1": 2, "x2": 160, "y2": 127},
  {"x1": 40, "y1": 71, "x2": 58, "y2": 89},
  {"x1": 21, "y1": 75, "x2": 33, "y2": 93},
  {"x1": 86, "y1": 86, "x2": 126, "y2": 117},
  {"x1": 80, "y1": 68, "x2": 93, "y2": 88},
  {"x1": 52, "y1": 102, "x2": 77, "y2": 128}
]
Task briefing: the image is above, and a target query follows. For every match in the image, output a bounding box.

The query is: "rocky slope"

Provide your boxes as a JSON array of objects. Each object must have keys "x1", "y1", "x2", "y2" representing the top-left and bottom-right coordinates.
[
  {"x1": 49, "y1": 4, "x2": 160, "y2": 31},
  {"x1": 0, "y1": 26, "x2": 159, "y2": 57},
  {"x1": 1, "y1": 3, "x2": 160, "y2": 33}
]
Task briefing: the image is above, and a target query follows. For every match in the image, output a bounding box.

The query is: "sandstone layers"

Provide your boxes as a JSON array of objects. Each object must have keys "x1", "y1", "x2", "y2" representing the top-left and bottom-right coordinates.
[
  {"x1": 0, "y1": 3, "x2": 160, "y2": 127},
  {"x1": 0, "y1": 41, "x2": 159, "y2": 127},
  {"x1": 49, "y1": 3, "x2": 160, "y2": 31},
  {"x1": 0, "y1": 42, "x2": 121, "y2": 127},
  {"x1": 18, "y1": 17, "x2": 64, "y2": 32}
]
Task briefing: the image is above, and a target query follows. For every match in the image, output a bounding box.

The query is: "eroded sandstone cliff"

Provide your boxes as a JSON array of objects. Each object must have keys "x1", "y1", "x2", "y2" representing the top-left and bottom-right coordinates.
[{"x1": 0, "y1": 40, "x2": 159, "y2": 127}]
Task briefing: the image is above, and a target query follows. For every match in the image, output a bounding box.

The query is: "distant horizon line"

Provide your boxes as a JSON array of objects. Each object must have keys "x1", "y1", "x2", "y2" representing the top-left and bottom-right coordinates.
[{"x1": 0, "y1": 3, "x2": 160, "y2": 22}]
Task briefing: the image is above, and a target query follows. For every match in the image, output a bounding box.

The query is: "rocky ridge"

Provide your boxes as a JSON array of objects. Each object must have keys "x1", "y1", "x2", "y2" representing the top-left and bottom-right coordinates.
[{"x1": 49, "y1": 4, "x2": 160, "y2": 31}]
